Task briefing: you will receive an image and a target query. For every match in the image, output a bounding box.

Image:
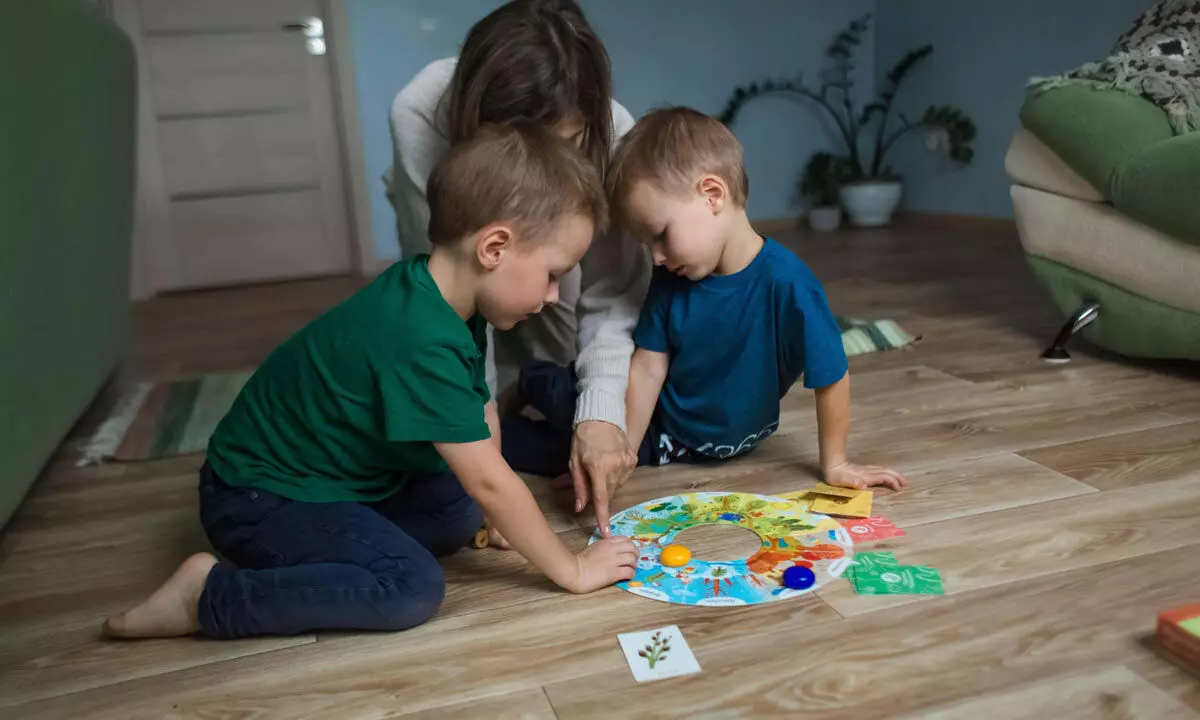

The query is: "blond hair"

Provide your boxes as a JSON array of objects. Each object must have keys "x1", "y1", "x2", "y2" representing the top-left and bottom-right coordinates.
[
  {"x1": 607, "y1": 106, "x2": 748, "y2": 228},
  {"x1": 427, "y1": 121, "x2": 608, "y2": 246}
]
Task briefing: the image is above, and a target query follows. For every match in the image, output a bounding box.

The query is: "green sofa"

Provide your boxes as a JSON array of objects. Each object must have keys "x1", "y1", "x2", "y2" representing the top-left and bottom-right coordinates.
[
  {"x1": 1006, "y1": 84, "x2": 1200, "y2": 361},
  {"x1": 0, "y1": 1, "x2": 136, "y2": 527}
]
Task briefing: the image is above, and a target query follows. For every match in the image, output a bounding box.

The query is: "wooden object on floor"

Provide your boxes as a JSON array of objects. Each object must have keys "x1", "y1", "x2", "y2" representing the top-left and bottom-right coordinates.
[{"x1": 2, "y1": 217, "x2": 1199, "y2": 718}]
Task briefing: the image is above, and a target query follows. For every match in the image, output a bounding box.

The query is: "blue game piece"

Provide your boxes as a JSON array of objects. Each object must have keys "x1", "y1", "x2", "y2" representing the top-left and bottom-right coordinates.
[{"x1": 782, "y1": 565, "x2": 816, "y2": 590}]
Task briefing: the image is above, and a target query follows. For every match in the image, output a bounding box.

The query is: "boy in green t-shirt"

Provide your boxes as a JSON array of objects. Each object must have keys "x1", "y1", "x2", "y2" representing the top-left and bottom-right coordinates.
[{"x1": 104, "y1": 124, "x2": 636, "y2": 639}]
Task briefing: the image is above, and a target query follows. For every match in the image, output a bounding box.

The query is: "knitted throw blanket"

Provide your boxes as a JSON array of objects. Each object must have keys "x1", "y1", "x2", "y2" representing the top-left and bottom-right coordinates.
[{"x1": 1031, "y1": 0, "x2": 1200, "y2": 134}]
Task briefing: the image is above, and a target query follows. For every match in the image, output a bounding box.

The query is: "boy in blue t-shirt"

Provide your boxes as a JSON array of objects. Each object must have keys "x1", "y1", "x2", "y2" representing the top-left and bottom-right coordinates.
[{"x1": 502, "y1": 107, "x2": 907, "y2": 525}]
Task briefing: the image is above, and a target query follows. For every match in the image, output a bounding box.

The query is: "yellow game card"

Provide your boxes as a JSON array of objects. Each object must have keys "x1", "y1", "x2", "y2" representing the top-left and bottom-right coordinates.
[
  {"x1": 811, "y1": 491, "x2": 873, "y2": 517},
  {"x1": 775, "y1": 491, "x2": 812, "y2": 501},
  {"x1": 775, "y1": 491, "x2": 814, "y2": 509},
  {"x1": 809, "y1": 482, "x2": 863, "y2": 498}
]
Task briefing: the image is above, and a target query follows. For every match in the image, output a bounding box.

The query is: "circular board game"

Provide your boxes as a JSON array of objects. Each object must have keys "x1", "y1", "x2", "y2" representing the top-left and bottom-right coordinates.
[{"x1": 590, "y1": 491, "x2": 855, "y2": 606}]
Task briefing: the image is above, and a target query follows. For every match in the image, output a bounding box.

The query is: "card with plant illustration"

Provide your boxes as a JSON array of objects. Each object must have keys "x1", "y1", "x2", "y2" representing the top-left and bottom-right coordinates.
[{"x1": 617, "y1": 625, "x2": 701, "y2": 682}]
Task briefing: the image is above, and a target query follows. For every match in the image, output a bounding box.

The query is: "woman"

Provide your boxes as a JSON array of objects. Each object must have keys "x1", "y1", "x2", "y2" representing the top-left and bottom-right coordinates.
[{"x1": 385, "y1": 0, "x2": 647, "y2": 532}]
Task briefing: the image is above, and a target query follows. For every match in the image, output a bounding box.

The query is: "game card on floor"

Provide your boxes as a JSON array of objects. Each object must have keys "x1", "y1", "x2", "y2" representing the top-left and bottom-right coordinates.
[
  {"x1": 809, "y1": 482, "x2": 863, "y2": 498},
  {"x1": 617, "y1": 625, "x2": 701, "y2": 683},
  {"x1": 839, "y1": 516, "x2": 907, "y2": 542},
  {"x1": 811, "y1": 491, "x2": 874, "y2": 518},
  {"x1": 776, "y1": 490, "x2": 813, "y2": 508},
  {"x1": 851, "y1": 565, "x2": 945, "y2": 595},
  {"x1": 845, "y1": 551, "x2": 901, "y2": 582}
]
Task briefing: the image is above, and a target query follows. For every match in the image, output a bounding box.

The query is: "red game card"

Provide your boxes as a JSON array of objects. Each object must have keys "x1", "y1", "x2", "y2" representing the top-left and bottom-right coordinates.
[
  {"x1": 1157, "y1": 603, "x2": 1200, "y2": 672},
  {"x1": 839, "y1": 516, "x2": 906, "y2": 542}
]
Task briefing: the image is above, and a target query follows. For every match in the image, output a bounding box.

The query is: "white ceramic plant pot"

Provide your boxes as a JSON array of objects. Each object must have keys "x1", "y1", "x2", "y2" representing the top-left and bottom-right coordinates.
[
  {"x1": 807, "y1": 206, "x2": 842, "y2": 232},
  {"x1": 840, "y1": 181, "x2": 903, "y2": 227}
]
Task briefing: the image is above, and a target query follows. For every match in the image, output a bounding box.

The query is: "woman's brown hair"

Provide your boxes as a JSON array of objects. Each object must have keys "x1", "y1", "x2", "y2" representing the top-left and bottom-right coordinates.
[{"x1": 443, "y1": 0, "x2": 615, "y2": 180}]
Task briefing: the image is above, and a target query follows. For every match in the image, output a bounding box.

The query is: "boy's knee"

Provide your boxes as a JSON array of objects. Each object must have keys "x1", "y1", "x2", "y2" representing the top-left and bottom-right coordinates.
[
  {"x1": 428, "y1": 473, "x2": 484, "y2": 551},
  {"x1": 460, "y1": 499, "x2": 484, "y2": 539},
  {"x1": 376, "y1": 557, "x2": 446, "y2": 631},
  {"x1": 517, "y1": 361, "x2": 577, "y2": 400},
  {"x1": 435, "y1": 498, "x2": 483, "y2": 556}
]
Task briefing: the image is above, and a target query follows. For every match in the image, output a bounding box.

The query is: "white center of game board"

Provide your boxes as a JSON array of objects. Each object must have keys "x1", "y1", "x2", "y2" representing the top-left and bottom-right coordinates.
[{"x1": 671, "y1": 524, "x2": 763, "y2": 562}]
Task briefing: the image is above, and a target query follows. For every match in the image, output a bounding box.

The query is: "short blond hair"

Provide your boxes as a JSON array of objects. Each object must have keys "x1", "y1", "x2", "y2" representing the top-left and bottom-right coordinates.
[
  {"x1": 607, "y1": 106, "x2": 748, "y2": 229},
  {"x1": 428, "y1": 121, "x2": 608, "y2": 246}
]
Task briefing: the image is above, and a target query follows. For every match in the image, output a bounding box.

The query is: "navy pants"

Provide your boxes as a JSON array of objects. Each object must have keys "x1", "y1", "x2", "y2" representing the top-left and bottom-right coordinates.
[
  {"x1": 501, "y1": 361, "x2": 671, "y2": 477},
  {"x1": 197, "y1": 462, "x2": 482, "y2": 638}
]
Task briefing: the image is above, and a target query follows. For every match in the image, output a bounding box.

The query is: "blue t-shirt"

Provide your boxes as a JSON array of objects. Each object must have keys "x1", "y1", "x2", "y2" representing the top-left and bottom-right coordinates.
[{"x1": 633, "y1": 238, "x2": 847, "y2": 460}]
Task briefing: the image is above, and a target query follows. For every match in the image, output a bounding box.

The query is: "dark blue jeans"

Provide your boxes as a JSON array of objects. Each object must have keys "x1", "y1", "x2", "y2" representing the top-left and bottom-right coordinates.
[
  {"x1": 501, "y1": 361, "x2": 686, "y2": 477},
  {"x1": 197, "y1": 462, "x2": 482, "y2": 638}
]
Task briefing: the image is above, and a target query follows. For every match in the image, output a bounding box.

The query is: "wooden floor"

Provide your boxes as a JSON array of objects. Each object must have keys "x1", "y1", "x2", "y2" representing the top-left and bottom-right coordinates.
[{"x1": 3, "y1": 218, "x2": 1199, "y2": 718}]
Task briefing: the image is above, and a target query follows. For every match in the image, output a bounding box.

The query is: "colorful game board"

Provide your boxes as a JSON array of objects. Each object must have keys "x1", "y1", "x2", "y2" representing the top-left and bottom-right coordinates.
[{"x1": 591, "y1": 492, "x2": 855, "y2": 606}]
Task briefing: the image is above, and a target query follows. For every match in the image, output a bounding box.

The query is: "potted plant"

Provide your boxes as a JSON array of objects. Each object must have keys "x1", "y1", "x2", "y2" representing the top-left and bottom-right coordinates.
[
  {"x1": 800, "y1": 152, "x2": 847, "y2": 232},
  {"x1": 719, "y1": 14, "x2": 976, "y2": 227}
]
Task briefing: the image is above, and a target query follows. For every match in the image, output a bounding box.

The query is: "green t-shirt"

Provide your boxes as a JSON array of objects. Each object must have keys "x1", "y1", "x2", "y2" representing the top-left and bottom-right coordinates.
[{"x1": 207, "y1": 256, "x2": 490, "y2": 503}]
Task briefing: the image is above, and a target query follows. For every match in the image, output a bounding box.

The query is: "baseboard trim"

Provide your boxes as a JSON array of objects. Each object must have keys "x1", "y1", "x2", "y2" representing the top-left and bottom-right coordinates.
[
  {"x1": 894, "y1": 210, "x2": 1016, "y2": 231},
  {"x1": 369, "y1": 212, "x2": 1013, "y2": 279},
  {"x1": 750, "y1": 211, "x2": 1015, "y2": 236},
  {"x1": 751, "y1": 216, "x2": 803, "y2": 236}
]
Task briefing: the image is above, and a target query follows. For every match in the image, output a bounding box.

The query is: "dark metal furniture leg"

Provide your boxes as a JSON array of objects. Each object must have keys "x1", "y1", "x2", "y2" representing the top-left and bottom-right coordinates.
[{"x1": 1041, "y1": 302, "x2": 1100, "y2": 364}]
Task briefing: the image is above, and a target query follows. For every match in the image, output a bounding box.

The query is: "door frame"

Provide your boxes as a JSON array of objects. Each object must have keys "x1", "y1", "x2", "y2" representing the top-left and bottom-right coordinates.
[
  {"x1": 110, "y1": 0, "x2": 378, "y2": 300},
  {"x1": 326, "y1": 1, "x2": 379, "y2": 279}
]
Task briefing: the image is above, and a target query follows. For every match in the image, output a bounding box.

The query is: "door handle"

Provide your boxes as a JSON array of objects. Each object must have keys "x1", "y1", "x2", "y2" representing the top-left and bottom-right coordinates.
[
  {"x1": 283, "y1": 18, "x2": 323, "y2": 36},
  {"x1": 283, "y1": 17, "x2": 325, "y2": 55}
]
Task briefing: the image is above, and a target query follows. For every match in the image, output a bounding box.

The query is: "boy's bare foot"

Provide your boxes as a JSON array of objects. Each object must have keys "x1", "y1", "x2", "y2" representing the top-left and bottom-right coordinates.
[{"x1": 104, "y1": 552, "x2": 218, "y2": 638}]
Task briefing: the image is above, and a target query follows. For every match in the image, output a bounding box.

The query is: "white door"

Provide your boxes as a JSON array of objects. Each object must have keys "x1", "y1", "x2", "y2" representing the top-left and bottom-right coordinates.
[{"x1": 115, "y1": 0, "x2": 353, "y2": 292}]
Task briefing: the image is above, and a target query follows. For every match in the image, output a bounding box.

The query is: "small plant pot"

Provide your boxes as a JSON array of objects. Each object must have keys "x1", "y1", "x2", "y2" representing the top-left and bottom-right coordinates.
[
  {"x1": 807, "y1": 206, "x2": 842, "y2": 232},
  {"x1": 840, "y1": 181, "x2": 903, "y2": 227}
]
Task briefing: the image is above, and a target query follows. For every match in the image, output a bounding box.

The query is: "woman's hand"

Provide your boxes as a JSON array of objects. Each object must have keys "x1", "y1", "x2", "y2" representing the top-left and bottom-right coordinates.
[{"x1": 567, "y1": 420, "x2": 637, "y2": 536}]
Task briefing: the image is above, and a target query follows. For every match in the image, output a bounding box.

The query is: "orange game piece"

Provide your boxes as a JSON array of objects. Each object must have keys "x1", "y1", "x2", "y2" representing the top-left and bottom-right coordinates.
[{"x1": 660, "y1": 544, "x2": 691, "y2": 567}]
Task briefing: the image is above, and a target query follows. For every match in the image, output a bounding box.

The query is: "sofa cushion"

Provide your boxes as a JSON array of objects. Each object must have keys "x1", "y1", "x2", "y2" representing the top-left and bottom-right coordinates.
[
  {"x1": 0, "y1": 0, "x2": 135, "y2": 526},
  {"x1": 1026, "y1": 255, "x2": 1200, "y2": 361},
  {"x1": 1020, "y1": 86, "x2": 1172, "y2": 199},
  {"x1": 1012, "y1": 185, "x2": 1200, "y2": 315},
  {"x1": 1111, "y1": 131, "x2": 1200, "y2": 246},
  {"x1": 1005, "y1": 125, "x2": 1105, "y2": 202}
]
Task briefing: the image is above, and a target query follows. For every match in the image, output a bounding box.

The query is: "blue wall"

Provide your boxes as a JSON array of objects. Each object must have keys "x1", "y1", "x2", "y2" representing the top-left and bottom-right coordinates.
[
  {"x1": 344, "y1": 0, "x2": 1152, "y2": 252},
  {"x1": 345, "y1": 0, "x2": 874, "y2": 260},
  {"x1": 873, "y1": 0, "x2": 1154, "y2": 218}
]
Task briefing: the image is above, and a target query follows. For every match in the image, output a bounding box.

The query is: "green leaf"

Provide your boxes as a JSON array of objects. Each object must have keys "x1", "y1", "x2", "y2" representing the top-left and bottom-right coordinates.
[
  {"x1": 718, "y1": 11, "x2": 974, "y2": 178},
  {"x1": 886, "y1": 46, "x2": 932, "y2": 88},
  {"x1": 799, "y1": 152, "x2": 848, "y2": 205},
  {"x1": 916, "y1": 105, "x2": 977, "y2": 166}
]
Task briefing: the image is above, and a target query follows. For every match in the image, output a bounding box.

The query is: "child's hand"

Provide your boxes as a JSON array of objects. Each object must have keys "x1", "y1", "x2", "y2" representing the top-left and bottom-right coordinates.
[
  {"x1": 566, "y1": 536, "x2": 637, "y2": 593},
  {"x1": 824, "y1": 461, "x2": 908, "y2": 492}
]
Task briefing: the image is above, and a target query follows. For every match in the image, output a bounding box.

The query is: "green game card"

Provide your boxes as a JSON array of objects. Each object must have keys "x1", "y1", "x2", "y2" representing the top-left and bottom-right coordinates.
[
  {"x1": 851, "y1": 565, "x2": 944, "y2": 595},
  {"x1": 844, "y1": 551, "x2": 900, "y2": 582}
]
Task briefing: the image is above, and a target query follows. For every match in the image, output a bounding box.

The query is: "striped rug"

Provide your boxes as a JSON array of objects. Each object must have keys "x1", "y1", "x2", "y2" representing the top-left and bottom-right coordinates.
[
  {"x1": 79, "y1": 371, "x2": 252, "y2": 465},
  {"x1": 79, "y1": 317, "x2": 915, "y2": 464},
  {"x1": 838, "y1": 317, "x2": 919, "y2": 357}
]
